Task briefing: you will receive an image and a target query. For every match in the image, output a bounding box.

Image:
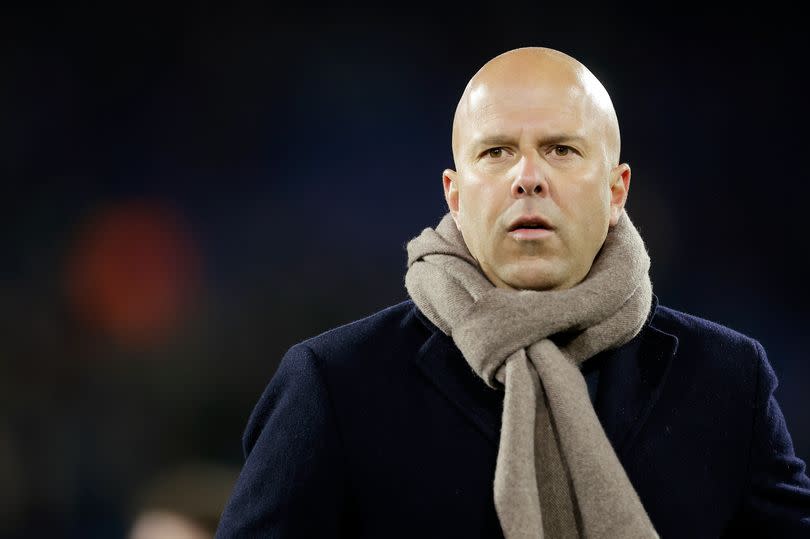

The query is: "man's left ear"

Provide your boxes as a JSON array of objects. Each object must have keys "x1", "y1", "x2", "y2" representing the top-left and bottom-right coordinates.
[{"x1": 609, "y1": 163, "x2": 631, "y2": 226}]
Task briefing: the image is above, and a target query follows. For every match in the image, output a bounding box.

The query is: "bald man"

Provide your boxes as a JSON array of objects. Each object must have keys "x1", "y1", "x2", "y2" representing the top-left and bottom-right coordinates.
[{"x1": 217, "y1": 48, "x2": 810, "y2": 538}]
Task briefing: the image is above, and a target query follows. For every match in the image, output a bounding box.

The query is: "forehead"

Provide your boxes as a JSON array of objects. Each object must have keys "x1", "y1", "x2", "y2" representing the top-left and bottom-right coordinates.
[{"x1": 466, "y1": 81, "x2": 593, "y2": 139}]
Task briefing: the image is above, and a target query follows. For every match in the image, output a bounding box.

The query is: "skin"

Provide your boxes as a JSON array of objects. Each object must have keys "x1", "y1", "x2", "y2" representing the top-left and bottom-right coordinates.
[
  {"x1": 129, "y1": 511, "x2": 212, "y2": 539},
  {"x1": 443, "y1": 47, "x2": 631, "y2": 291}
]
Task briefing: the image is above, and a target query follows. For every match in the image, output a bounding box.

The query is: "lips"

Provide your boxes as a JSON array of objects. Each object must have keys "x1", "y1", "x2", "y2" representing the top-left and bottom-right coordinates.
[
  {"x1": 507, "y1": 215, "x2": 554, "y2": 232},
  {"x1": 507, "y1": 214, "x2": 555, "y2": 241}
]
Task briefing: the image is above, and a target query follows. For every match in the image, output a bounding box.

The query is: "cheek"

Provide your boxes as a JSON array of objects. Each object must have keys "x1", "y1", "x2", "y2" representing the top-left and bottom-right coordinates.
[
  {"x1": 457, "y1": 175, "x2": 504, "y2": 256},
  {"x1": 572, "y1": 184, "x2": 612, "y2": 247},
  {"x1": 559, "y1": 170, "x2": 609, "y2": 217},
  {"x1": 460, "y1": 173, "x2": 501, "y2": 218}
]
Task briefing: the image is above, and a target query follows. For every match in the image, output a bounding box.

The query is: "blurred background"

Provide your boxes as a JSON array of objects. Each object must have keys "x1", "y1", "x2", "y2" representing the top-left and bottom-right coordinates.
[{"x1": 2, "y1": 4, "x2": 809, "y2": 538}]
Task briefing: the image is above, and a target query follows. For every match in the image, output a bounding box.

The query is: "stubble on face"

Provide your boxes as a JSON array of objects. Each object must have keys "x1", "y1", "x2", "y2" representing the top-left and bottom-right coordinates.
[{"x1": 445, "y1": 47, "x2": 625, "y2": 291}]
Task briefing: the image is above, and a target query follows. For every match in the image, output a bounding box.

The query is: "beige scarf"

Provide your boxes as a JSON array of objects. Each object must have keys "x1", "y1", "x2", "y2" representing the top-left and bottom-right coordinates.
[{"x1": 404, "y1": 210, "x2": 659, "y2": 539}]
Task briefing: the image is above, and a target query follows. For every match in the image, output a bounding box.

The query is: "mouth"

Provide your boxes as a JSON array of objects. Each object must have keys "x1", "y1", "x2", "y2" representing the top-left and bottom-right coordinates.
[
  {"x1": 508, "y1": 227, "x2": 554, "y2": 240},
  {"x1": 507, "y1": 215, "x2": 555, "y2": 240}
]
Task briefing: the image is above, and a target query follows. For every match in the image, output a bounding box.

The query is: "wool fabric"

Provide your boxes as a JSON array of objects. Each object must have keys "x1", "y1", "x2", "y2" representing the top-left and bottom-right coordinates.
[{"x1": 404, "y1": 211, "x2": 659, "y2": 539}]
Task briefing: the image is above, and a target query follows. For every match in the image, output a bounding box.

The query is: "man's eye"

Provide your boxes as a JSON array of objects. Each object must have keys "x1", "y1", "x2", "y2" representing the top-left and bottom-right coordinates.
[
  {"x1": 485, "y1": 148, "x2": 505, "y2": 159},
  {"x1": 553, "y1": 145, "x2": 574, "y2": 157}
]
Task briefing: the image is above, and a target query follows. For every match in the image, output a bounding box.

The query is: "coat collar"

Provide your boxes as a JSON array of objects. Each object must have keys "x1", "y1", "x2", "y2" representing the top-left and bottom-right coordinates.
[{"x1": 410, "y1": 292, "x2": 679, "y2": 460}]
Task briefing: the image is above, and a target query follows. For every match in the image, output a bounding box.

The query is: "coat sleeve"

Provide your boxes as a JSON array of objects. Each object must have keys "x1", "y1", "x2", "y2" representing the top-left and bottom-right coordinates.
[
  {"x1": 215, "y1": 343, "x2": 349, "y2": 538},
  {"x1": 724, "y1": 339, "x2": 810, "y2": 538}
]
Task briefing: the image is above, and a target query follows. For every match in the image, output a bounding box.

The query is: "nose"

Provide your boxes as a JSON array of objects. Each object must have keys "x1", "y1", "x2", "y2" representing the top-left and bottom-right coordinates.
[{"x1": 511, "y1": 155, "x2": 549, "y2": 198}]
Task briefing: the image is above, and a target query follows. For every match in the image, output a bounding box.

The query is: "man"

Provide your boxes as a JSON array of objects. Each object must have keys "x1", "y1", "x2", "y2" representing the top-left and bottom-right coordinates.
[{"x1": 216, "y1": 47, "x2": 810, "y2": 538}]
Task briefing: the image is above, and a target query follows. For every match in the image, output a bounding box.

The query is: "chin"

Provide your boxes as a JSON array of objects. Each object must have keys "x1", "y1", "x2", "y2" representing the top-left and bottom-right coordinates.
[{"x1": 502, "y1": 267, "x2": 563, "y2": 291}]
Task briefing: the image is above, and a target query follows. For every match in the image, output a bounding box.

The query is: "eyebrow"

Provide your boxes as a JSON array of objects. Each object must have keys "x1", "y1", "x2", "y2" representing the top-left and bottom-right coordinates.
[{"x1": 470, "y1": 134, "x2": 589, "y2": 154}]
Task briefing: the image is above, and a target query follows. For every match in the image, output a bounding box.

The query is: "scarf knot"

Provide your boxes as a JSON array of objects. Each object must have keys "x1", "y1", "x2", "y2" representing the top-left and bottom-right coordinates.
[{"x1": 404, "y1": 211, "x2": 659, "y2": 539}]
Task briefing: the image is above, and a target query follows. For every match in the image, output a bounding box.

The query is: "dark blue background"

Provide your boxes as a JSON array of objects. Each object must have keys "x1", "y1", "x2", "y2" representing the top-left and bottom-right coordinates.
[{"x1": 3, "y1": 5, "x2": 808, "y2": 537}]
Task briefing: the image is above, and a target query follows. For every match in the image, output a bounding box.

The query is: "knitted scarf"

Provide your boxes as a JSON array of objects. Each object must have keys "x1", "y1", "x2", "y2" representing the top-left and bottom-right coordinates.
[{"x1": 404, "y1": 210, "x2": 659, "y2": 539}]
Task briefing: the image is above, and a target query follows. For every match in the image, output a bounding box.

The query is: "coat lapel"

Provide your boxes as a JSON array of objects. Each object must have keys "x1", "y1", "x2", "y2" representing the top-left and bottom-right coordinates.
[
  {"x1": 593, "y1": 293, "x2": 679, "y2": 458},
  {"x1": 409, "y1": 293, "x2": 679, "y2": 457},
  {"x1": 412, "y1": 308, "x2": 503, "y2": 446}
]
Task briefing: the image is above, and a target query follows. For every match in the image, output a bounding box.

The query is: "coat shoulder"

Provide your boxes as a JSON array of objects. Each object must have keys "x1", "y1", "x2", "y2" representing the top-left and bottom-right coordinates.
[
  {"x1": 653, "y1": 302, "x2": 760, "y2": 350},
  {"x1": 651, "y1": 302, "x2": 764, "y2": 384},
  {"x1": 294, "y1": 299, "x2": 430, "y2": 367}
]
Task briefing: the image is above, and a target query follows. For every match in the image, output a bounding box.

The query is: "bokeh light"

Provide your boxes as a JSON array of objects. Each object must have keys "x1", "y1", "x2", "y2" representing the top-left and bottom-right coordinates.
[{"x1": 65, "y1": 200, "x2": 201, "y2": 347}]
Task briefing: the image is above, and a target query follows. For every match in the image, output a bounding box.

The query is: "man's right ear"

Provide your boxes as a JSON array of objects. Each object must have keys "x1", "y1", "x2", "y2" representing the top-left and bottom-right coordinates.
[{"x1": 443, "y1": 169, "x2": 460, "y2": 227}]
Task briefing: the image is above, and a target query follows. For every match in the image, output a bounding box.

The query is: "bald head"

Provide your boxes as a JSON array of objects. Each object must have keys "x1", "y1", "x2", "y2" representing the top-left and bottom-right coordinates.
[
  {"x1": 441, "y1": 47, "x2": 632, "y2": 291},
  {"x1": 451, "y1": 47, "x2": 621, "y2": 168}
]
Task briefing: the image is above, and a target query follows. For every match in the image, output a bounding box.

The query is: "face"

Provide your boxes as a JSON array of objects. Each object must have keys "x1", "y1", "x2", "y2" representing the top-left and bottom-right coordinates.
[{"x1": 444, "y1": 66, "x2": 631, "y2": 291}]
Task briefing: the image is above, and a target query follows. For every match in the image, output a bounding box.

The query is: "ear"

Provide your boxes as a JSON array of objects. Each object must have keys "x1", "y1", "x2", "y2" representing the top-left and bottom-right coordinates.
[
  {"x1": 608, "y1": 163, "x2": 631, "y2": 226},
  {"x1": 443, "y1": 168, "x2": 461, "y2": 227}
]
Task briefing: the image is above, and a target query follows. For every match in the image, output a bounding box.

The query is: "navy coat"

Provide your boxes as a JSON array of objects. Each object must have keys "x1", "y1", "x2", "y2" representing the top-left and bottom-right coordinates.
[{"x1": 216, "y1": 294, "x2": 810, "y2": 538}]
